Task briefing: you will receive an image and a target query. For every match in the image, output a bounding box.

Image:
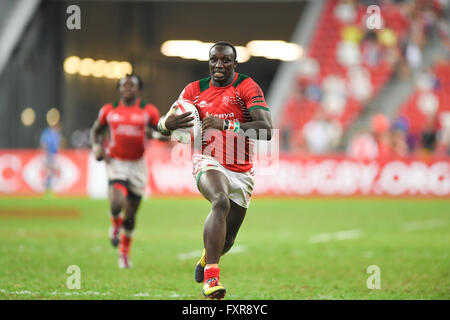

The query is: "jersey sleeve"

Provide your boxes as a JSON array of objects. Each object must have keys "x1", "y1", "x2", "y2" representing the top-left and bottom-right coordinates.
[
  {"x1": 98, "y1": 104, "x2": 113, "y2": 125},
  {"x1": 145, "y1": 104, "x2": 161, "y2": 128},
  {"x1": 178, "y1": 81, "x2": 198, "y2": 102},
  {"x1": 239, "y1": 78, "x2": 270, "y2": 112}
]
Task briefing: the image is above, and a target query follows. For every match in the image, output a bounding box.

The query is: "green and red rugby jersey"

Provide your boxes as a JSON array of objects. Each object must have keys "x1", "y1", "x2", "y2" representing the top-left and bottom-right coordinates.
[
  {"x1": 179, "y1": 72, "x2": 270, "y2": 173},
  {"x1": 98, "y1": 98, "x2": 160, "y2": 160}
]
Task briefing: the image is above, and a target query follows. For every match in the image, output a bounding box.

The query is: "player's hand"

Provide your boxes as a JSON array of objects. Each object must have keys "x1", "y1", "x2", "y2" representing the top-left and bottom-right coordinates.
[
  {"x1": 202, "y1": 112, "x2": 224, "y2": 131},
  {"x1": 165, "y1": 106, "x2": 195, "y2": 131},
  {"x1": 92, "y1": 144, "x2": 104, "y2": 161}
]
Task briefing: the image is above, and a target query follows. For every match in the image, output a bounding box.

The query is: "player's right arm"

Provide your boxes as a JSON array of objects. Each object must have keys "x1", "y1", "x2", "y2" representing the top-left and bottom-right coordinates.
[
  {"x1": 90, "y1": 104, "x2": 111, "y2": 161},
  {"x1": 157, "y1": 84, "x2": 196, "y2": 135}
]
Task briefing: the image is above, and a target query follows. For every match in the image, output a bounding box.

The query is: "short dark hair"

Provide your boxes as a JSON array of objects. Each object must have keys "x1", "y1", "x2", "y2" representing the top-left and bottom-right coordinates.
[
  {"x1": 210, "y1": 41, "x2": 237, "y2": 60},
  {"x1": 117, "y1": 73, "x2": 143, "y2": 90}
]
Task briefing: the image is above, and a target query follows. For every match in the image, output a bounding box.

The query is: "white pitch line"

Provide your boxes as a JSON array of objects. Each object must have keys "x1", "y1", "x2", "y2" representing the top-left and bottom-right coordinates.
[
  {"x1": 134, "y1": 293, "x2": 151, "y2": 297},
  {"x1": 402, "y1": 219, "x2": 447, "y2": 232},
  {"x1": 49, "y1": 291, "x2": 112, "y2": 296},
  {"x1": 308, "y1": 230, "x2": 362, "y2": 244},
  {"x1": 317, "y1": 294, "x2": 337, "y2": 300},
  {"x1": 0, "y1": 289, "x2": 34, "y2": 295},
  {"x1": 0, "y1": 289, "x2": 111, "y2": 296},
  {"x1": 0, "y1": 288, "x2": 196, "y2": 299},
  {"x1": 177, "y1": 245, "x2": 246, "y2": 260}
]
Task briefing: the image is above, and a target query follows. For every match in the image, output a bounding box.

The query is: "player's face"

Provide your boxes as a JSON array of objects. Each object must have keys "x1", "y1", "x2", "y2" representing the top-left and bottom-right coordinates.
[
  {"x1": 119, "y1": 77, "x2": 139, "y2": 101},
  {"x1": 209, "y1": 46, "x2": 237, "y2": 86}
]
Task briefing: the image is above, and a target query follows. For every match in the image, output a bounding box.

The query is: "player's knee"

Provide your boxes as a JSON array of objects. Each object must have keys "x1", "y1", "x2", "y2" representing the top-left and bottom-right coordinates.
[
  {"x1": 211, "y1": 192, "x2": 230, "y2": 216},
  {"x1": 122, "y1": 216, "x2": 135, "y2": 231}
]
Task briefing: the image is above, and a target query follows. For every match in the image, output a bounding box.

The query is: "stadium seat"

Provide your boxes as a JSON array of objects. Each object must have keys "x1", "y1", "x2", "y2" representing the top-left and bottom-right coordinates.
[
  {"x1": 398, "y1": 63, "x2": 450, "y2": 135},
  {"x1": 282, "y1": 0, "x2": 395, "y2": 140}
]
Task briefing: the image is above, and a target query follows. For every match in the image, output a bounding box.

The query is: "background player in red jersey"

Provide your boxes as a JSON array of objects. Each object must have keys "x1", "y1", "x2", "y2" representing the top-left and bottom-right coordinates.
[
  {"x1": 90, "y1": 74, "x2": 161, "y2": 269},
  {"x1": 159, "y1": 42, "x2": 273, "y2": 299}
]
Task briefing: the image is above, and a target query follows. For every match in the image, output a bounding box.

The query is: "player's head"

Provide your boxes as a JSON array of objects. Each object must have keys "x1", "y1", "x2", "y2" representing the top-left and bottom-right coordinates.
[
  {"x1": 117, "y1": 74, "x2": 142, "y2": 101},
  {"x1": 209, "y1": 41, "x2": 238, "y2": 85}
]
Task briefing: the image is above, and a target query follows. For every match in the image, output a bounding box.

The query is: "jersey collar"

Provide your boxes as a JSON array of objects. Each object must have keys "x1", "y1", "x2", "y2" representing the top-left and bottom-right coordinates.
[
  {"x1": 210, "y1": 72, "x2": 239, "y2": 89},
  {"x1": 118, "y1": 98, "x2": 141, "y2": 108}
]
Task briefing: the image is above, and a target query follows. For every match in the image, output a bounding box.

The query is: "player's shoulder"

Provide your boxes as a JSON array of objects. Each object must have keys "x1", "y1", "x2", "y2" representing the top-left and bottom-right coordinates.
[
  {"x1": 179, "y1": 78, "x2": 207, "y2": 100},
  {"x1": 187, "y1": 77, "x2": 210, "y2": 94},
  {"x1": 101, "y1": 102, "x2": 114, "y2": 110},
  {"x1": 97, "y1": 103, "x2": 112, "y2": 123},
  {"x1": 197, "y1": 76, "x2": 212, "y2": 93},
  {"x1": 234, "y1": 73, "x2": 264, "y2": 98},
  {"x1": 99, "y1": 103, "x2": 114, "y2": 116},
  {"x1": 234, "y1": 73, "x2": 258, "y2": 88}
]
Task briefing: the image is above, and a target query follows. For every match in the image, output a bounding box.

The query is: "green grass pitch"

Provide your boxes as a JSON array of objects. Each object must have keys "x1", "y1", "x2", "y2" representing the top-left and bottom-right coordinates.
[{"x1": 0, "y1": 196, "x2": 448, "y2": 300}]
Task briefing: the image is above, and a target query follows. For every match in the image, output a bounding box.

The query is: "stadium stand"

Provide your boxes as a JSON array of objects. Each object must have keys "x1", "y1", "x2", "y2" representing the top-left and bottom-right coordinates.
[
  {"x1": 397, "y1": 62, "x2": 450, "y2": 154},
  {"x1": 279, "y1": 0, "x2": 449, "y2": 155}
]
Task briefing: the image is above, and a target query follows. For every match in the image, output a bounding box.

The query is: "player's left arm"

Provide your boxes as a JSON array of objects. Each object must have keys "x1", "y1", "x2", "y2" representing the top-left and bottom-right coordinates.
[
  {"x1": 239, "y1": 79, "x2": 273, "y2": 140},
  {"x1": 239, "y1": 108, "x2": 272, "y2": 140}
]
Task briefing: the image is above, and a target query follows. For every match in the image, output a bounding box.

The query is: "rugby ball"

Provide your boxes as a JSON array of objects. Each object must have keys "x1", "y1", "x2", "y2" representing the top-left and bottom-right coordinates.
[{"x1": 171, "y1": 99, "x2": 201, "y2": 144}]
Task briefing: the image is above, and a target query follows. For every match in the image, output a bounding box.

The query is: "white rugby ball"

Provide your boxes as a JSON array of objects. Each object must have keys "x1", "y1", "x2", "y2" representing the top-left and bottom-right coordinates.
[{"x1": 171, "y1": 99, "x2": 201, "y2": 144}]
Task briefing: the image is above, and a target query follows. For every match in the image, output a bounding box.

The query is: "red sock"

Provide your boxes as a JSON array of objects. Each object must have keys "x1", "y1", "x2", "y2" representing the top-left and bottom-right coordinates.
[
  {"x1": 204, "y1": 266, "x2": 220, "y2": 283},
  {"x1": 111, "y1": 216, "x2": 123, "y2": 228},
  {"x1": 119, "y1": 234, "x2": 132, "y2": 254}
]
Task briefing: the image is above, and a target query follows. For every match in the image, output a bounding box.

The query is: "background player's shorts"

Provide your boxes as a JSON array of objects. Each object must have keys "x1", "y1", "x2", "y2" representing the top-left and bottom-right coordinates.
[
  {"x1": 193, "y1": 154, "x2": 255, "y2": 208},
  {"x1": 106, "y1": 157, "x2": 148, "y2": 196}
]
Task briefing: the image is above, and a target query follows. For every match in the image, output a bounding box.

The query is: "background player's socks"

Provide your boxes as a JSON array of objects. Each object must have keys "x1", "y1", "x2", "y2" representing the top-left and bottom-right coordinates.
[
  {"x1": 118, "y1": 234, "x2": 132, "y2": 268},
  {"x1": 119, "y1": 233, "x2": 132, "y2": 254},
  {"x1": 111, "y1": 215, "x2": 123, "y2": 228},
  {"x1": 109, "y1": 215, "x2": 123, "y2": 247}
]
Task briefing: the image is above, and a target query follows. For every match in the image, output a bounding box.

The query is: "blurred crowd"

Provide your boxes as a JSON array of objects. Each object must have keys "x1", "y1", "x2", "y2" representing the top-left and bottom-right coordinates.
[
  {"x1": 281, "y1": 0, "x2": 450, "y2": 158},
  {"x1": 348, "y1": 111, "x2": 450, "y2": 160}
]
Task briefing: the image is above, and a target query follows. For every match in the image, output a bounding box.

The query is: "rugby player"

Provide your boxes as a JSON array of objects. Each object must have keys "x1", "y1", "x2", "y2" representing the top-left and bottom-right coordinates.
[
  {"x1": 90, "y1": 74, "x2": 161, "y2": 269},
  {"x1": 40, "y1": 121, "x2": 62, "y2": 194},
  {"x1": 158, "y1": 42, "x2": 273, "y2": 299}
]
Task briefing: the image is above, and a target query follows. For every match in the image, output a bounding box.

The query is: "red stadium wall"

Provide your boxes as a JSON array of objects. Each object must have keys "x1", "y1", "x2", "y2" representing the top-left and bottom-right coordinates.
[
  {"x1": 0, "y1": 150, "x2": 88, "y2": 196},
  {"x1": 0, "y1": 149, "x2": 449, "y2": 197}
]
